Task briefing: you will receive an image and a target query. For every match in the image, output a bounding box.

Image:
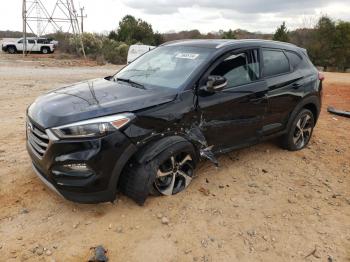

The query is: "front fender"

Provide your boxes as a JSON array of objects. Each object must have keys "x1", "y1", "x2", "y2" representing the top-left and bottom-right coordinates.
[
  {"x1": 135, "y1": 135, "x2": 193, "y2": 164},
  {"x1": 108, "y1": 143, "x2": 138, "y2": 200}
]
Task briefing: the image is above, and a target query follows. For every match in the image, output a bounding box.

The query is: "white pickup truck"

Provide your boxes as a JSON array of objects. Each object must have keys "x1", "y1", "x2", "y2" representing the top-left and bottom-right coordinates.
[
  {"x1": 1, "y1": 37, "x2": 55, "y2": 54},
  {"x1": 127, "y1": 44, "x2": 156, "y2": 64}
]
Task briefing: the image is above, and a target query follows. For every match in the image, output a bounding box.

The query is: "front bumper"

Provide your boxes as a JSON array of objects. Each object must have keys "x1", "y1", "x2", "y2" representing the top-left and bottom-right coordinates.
[
  {"x1": 27, "y1": 120, "x2": 137, "y2": 203},
  {"x1": 31, "y1": 163, "x2": 64, "y2": 198}
]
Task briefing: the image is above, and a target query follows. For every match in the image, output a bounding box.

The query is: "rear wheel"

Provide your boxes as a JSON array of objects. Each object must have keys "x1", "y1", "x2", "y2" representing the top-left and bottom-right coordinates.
[
  {"x1": 119, "y1": 140, "x2": 197, "y2": 205},
  {"x1": 7, "y1": 46, "x2": 16, "y2": 54},
  {"x1": 282, "y1": 109, "x2": 315, "y2": 151},
  {"x1": 41, "y1": 47, "x2": 50, "y2": 54}
]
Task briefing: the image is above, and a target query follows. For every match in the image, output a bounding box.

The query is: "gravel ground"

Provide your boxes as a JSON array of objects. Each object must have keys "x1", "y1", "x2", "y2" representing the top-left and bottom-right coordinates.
[{"x1": 0, "y1": 53, "x2": 349, "y2": 262}]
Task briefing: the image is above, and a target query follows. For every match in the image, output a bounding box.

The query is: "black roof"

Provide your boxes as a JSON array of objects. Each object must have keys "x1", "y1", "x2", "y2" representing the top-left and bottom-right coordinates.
[{"x1": 162, "y1": 39, "x2": 300, "y2": 52}]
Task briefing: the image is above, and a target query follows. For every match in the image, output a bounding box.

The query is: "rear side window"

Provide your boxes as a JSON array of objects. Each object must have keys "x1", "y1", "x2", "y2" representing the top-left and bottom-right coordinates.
[
  {"x1": 285, "y1": 51, "x2": 302, "y2": 70},
  {"x1": 28, "y1": 40, "x2": 35, "y2": 44},
  {"x1": 211, "y1": 49, "x2": 260, "y2": 88},
  {"x1": 263, "y1": 49, "x2": 290, "y2": 77},
  {"x1": 37, "y1": 39, "x2": 49, "y2": 44}
]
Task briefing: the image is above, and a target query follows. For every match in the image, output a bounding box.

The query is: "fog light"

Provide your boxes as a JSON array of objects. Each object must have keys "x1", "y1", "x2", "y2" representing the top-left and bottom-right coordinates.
[{"x1": 62, "y1": 163, "x2": 90, "y2": 172}]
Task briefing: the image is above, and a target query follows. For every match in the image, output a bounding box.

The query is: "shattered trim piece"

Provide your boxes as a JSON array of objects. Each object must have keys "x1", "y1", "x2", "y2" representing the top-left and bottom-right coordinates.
[
  {"x1": 327, "y1": 106, "x2": 350, "y2": 118},
  {"x1": 185, "y1": 126, "x2": 219, "y2": 167}
]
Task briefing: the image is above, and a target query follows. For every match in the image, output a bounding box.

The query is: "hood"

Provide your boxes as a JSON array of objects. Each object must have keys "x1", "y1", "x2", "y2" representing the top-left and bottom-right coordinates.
[
  {"x1": 3, "y1": 41, "x2": 16, "y2": 46},
  {"x1": 28, "y1": 78, "x2": 177, "y2": 128}
]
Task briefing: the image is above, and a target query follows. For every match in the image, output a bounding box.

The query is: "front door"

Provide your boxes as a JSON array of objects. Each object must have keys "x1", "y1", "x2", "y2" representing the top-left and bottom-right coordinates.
[{"x1": 198, "y1": 48, "x2": 268, "y2": 152}]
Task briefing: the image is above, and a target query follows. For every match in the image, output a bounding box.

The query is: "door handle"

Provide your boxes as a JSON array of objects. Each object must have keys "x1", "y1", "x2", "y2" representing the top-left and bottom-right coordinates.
[
  {"x1": 292, "y1": 83, "x2": 302, "y2": 89},
  {"x1": 250, "y1": 94, "x2": 267, "y2": 103}
]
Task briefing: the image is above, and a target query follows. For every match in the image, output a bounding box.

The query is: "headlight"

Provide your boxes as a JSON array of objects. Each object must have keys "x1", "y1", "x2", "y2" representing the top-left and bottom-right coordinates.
[{"x1": 50, "y1": 113, "x2": 135, "y2": 139}]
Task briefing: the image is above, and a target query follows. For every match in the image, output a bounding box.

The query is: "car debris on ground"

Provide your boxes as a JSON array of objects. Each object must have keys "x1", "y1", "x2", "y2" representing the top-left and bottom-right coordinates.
[
  {"x1": 89, "y1": 246, "x2": 108, "y2": 262},
  {"x1": 327, "y1": 106, "x2": 350, "y2": 118}
]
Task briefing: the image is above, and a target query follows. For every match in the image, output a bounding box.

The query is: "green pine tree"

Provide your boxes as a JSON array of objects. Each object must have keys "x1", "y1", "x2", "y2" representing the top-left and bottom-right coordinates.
[{"x1": 273, "y1": 22, "x2": 289, "y2": 42}]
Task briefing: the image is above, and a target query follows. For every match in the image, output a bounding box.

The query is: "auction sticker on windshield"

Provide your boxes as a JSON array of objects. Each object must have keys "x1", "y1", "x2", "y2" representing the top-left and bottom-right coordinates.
[{"x1": 175, "y1": 53, "x2": 200, "y2": 59}]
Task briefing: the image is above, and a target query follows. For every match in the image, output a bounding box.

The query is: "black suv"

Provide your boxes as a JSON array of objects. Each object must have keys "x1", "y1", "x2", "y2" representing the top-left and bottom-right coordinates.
[{"x1": 26, "y1": 39, "x2": 323, "y2": 205}]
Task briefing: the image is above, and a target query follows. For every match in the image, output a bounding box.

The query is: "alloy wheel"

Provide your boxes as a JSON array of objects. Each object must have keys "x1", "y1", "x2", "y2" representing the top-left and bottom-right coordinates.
[
  {"x1": 8, "y1": 47, "x2": 15, "y2": 54},
  {"x1": 293, "y1": 114, "x2": 313, "y2": 149},
  {"x1": 154, "y1": 152, "x2": 194, "y2": 196}
]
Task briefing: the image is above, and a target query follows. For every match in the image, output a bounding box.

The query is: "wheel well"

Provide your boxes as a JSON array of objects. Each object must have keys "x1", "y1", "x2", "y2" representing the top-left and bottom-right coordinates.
[
  {"x1": 135, "y1": 136, "x2": 194, "y2": 164},
  {"x1": 7, "y1": 45, "x2": 16, "y2": 50},
  {"x1": 303, "y1": 103, "x2": 319, "y2": 123},
  {"x1": 117, "y1": 135, "x2": 198, "y2": 187}
]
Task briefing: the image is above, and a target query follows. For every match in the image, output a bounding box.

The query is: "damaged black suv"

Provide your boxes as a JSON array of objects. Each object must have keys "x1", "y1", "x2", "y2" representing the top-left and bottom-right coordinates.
[{"x1": 26, "y1": 39, "x2": 323, "y2": 205}]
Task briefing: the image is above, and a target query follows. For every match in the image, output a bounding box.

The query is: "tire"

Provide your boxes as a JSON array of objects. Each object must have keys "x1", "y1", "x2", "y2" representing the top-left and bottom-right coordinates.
[
  {"x1": 119, "y1": 140, "x2": 197, "y2": 205},
  {"x1": 41, "y1": 47, "x2": 50, "y2": 54},
  {"x1": 281, "y1": 109, "x2": 315, "y2": 151},
  {"x1": 7, "y1": 46, "x2": 16, "y2": 54}
]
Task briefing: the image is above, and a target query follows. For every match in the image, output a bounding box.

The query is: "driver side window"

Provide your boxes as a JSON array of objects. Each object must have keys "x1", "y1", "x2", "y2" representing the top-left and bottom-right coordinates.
[{"x1": 211, "y1": 49, "x2": 260, "y2": 88}]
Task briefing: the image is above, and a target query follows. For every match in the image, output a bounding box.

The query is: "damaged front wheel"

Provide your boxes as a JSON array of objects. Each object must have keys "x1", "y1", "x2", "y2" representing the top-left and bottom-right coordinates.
[
  {"x1": 153, "y1": 152, "x2": 194, "y2": 196},
  {"x1": 119, "y1": 138, "x2": 197, "y2": 205}
]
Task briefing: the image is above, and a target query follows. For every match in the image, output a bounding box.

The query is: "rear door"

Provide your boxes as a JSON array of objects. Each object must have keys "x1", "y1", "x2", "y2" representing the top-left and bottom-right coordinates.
[
  {"x1": 262, "y1": 48, "x2": 304, "y2": 135},
  {"x1": 33, "y1": 39, "x2": 42, "y2": 52},
  {"x1": 198, "y1": 48, "x2": 268, "y2": 151},
  {"x1": 27, "y1": 39, "x2": 35, "y2": 52}
]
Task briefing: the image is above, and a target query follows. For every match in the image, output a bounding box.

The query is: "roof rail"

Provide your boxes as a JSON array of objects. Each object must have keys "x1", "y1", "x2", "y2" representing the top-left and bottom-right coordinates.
[
  {"x1": 160, "y1": 39, "x2": 195, "y2": 46},
  {"x1": 215, "y1": 40, "x2": 237, "y2": 49},
  {"x1": 216, "y1": 39, "x2": 298, "y2": 49}
]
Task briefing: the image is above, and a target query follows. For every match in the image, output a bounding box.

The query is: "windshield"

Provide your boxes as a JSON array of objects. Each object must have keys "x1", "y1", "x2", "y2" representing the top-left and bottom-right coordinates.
[{"x1": 115, "y1": 46, "x2": 212, "y2": 89}]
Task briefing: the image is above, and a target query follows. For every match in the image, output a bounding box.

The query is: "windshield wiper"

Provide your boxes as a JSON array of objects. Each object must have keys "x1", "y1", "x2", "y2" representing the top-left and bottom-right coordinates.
[{"x1": 116, "y1": 77, "x2": 146, "y2": 89}]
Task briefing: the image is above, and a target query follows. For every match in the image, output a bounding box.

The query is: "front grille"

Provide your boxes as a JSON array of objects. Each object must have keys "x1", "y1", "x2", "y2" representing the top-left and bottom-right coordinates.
[{"x1": 27, "y1": 120, "x2": 49, "y2": 159}]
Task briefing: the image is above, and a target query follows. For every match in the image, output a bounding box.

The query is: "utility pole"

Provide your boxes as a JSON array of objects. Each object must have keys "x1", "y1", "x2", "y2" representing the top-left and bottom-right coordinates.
[
  {"x1": 68, "y1": 0, "x2": 86, "y2": 58},
  {"x1": 78, "y1": 7, "x2": 87, "y2": 33},
  {"x1": 22, "y1": 0, "x2": 27, "y2": 56}
]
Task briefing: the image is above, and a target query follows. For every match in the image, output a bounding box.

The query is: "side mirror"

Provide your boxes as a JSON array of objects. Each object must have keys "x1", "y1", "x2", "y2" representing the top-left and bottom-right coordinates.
[
  {"x1": 104, "y1": 76, "x2": 113, "y2": 81},
  {"x1": 205, "y1": 75, "x2": 227, "y2": 92}
]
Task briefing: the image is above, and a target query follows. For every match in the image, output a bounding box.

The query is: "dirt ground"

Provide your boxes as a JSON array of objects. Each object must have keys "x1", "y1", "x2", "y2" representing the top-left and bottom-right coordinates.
[{"x1": 0, "y1": 53, "x2": 349, "y2": 262}]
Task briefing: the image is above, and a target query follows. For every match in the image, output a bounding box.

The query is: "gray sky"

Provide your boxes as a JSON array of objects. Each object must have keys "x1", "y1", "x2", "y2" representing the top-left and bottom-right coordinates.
[{"x1": 1, "y1": 0, "x2": 350, "y2": 35}]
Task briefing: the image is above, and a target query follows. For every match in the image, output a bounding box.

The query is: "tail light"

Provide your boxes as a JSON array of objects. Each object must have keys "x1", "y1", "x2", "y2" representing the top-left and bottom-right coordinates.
[
  {"x1": 318, "y1": 72, "x2": 324, "y2": 97},
  {"x1": 318, "y1": 72, "x2": 325, "y2": 81}
]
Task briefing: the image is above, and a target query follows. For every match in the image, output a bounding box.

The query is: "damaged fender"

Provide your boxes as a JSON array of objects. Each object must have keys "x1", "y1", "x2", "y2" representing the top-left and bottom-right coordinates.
[
  {"x1": 136, "y1": 136, "x2": 194, "y2": 164},
  {"x1": 185, "y1": 126, "x2": 219, "y2": 166}
]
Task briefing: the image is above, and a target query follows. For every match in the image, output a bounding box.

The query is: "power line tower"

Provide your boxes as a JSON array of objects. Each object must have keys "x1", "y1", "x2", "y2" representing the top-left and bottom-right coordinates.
[{"x1": 22, "y1": 0, "x2": 85, "y2": 57}]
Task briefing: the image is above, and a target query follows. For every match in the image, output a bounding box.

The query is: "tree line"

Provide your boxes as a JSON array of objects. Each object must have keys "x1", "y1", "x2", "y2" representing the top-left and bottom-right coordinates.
[
  {"x1": 1, "y1": 14, "x2": 349, "y2": 70},
  {"x1": 273, "y1": 17, "x2": 350, "y2": 72},
  {"x1": 80, "y1": 14, "x2": 350, "y2": 70}
]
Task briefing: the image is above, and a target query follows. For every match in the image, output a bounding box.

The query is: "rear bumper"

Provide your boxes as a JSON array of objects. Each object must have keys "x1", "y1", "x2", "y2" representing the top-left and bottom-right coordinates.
[{"x1": 27, "y1": 125, "x2": 137, "y2": 204}]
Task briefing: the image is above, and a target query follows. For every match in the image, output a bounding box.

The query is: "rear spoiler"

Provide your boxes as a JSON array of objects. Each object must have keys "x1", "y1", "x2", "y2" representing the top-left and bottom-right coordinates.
[{"x1": 300, "y1": 48, "x2": 309, "y2": 57}]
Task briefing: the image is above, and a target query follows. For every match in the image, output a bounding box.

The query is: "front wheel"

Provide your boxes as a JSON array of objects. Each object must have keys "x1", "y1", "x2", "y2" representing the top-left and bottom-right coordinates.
[
  {"x1": 152, "y1": 151, "x2": 195, "y2": 196},
  {"x1": 7, "y1": 46, "x2": 16, "y2": 54},
  {"x1": 119, "y1": 140, "x2": 197, "y2": 205},
  {"x1": 282, "y1": 109, "x2": 315, "y2": 151}
]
